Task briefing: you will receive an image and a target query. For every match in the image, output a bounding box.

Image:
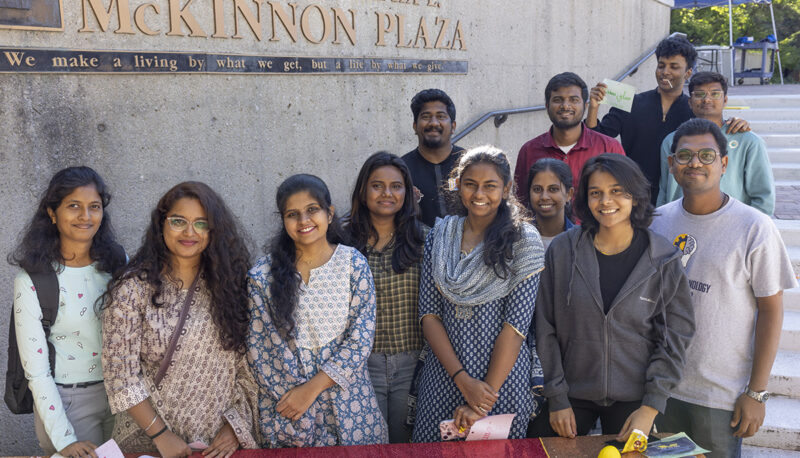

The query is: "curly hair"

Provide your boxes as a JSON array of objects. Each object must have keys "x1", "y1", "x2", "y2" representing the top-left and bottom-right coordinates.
[
  {"x1": 8, "y1": 166, "x2": 125, "y2": 276},
  {"x1": 445, "y1": 145, "x2": 530, "y2": 278},
  {"x1": 268, "y1": 174, "x2": 345, "y2": 336},
  {"x1": 410, "y1": 88, "x2": 456, "y2": 122},
  {"x1": 574, "y1": 153, "x2": 655, "y2": 234},
  {"x1": 656, "y1": 35, "x2": 697, "y2": 69},
  {"x1": 108, "y1": 182, "x2": 251, "y2": 353},
  {"x1": 345, "y1": 152, "x2": 426, "y2": 273}
]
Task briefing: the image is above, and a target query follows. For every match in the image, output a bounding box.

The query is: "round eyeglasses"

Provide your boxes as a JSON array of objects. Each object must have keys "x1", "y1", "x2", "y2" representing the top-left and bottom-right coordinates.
[{"x1": 673, "y1": 148, "x2": 718, "y2": 165}]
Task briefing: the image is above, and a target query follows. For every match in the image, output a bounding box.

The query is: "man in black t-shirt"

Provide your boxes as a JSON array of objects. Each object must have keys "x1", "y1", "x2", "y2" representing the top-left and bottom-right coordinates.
[{"x1": 402, "y1": 89, "x2": 465, "y2": 227}]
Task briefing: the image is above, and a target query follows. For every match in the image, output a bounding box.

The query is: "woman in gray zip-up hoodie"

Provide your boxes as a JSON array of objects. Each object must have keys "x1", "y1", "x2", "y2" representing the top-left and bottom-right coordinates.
[{"x1": 529, "y1": 154, "x2": 695, "y2": 442}]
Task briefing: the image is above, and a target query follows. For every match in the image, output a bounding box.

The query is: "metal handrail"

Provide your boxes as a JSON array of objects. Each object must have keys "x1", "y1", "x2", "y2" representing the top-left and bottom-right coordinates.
[{"x1": 452, "y1": 32, "x2": 687, "y2": 145}]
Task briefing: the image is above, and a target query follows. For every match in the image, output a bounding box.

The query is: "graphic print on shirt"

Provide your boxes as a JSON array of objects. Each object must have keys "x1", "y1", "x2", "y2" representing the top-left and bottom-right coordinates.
[{"x1": 673, "y1": 233, "x2": 697, "y2": 268}]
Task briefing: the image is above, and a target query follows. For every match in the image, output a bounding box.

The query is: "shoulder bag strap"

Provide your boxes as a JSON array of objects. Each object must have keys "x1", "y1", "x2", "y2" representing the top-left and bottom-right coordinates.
[
  {"x1": 154, "y1": 274, "x2": 201, "y2": 386},
  {"x1": 28, "y1": 270, "x2": 59, "y2": 377}
]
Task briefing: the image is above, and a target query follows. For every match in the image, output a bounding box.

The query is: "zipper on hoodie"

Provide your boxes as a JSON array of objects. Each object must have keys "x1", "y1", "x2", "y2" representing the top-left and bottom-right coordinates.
[{"x1": 604, "y1": 314, "x2": 609, "y2": 401}]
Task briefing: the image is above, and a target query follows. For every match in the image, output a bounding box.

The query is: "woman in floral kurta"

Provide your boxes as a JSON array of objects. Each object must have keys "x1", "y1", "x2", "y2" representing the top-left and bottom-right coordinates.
[{"x1": 247, "y1": 174, "x2": 387, "y2": 448}]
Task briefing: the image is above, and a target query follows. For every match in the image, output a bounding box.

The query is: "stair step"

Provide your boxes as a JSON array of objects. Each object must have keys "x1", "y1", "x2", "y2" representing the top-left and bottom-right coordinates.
[
  {"x1": 785, "y1": 288, "x2": 800, "y2": 313},
  {"x1": 772, "y1": 163, "x2": 800, "y2": 181},
  {"x1": 781, "y1": 310, "x2": 800, "y2": 353},
  {"x1": 747, "y1": 120, "x2": 800, "y2": 134},
  {"x1": 763, "y1": 134, "x2": 800, "y2": 149},
  {"x1": 789, "y1": 246, "x2": 800, "y2": 279},
  {"x1": 770, "y1": 351, "x2": 800, "y2": 398},
  {"x1": 776, "y1": 220, "x2": 800, "y2": 247},
  {"x1": 742, "y1": 445, "x2": 800, "y2": 457},
  {"x1": 727, "y1": 94, "x2": 800, "y2": 109},
  {"x1": 768, "y1": 148, "x2": 800, "y2": 163},
  {"x1": 725, "y1": 107, "x2": 800, "y2": 121},
  {"x1": 743, "y1": 395, "x2": 800, "y2": 451}
]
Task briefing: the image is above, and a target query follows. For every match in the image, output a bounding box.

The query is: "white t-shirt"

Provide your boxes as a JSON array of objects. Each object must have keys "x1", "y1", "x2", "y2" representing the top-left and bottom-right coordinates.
[
  {"x1": 650, "y1": 198, "x2": 797, "y2": 410},
  {"x1": 557, "y1": 142, "x2": 577, "y2": 154}
]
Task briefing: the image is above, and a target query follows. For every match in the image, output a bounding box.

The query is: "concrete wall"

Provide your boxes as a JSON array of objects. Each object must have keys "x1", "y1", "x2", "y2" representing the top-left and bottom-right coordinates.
[{"x1": 0, "y1": 0, "x2": 671, "y2": 453}]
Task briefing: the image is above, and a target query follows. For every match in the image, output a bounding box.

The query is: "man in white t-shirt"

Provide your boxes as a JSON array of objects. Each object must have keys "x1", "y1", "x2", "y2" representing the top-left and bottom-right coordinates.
[{"x1": 650, "y1": 118, "x2": 797, "y2": 456}]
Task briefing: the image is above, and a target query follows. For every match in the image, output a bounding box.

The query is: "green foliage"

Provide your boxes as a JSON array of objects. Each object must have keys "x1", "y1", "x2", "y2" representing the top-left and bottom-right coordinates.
[{"x1": 671, "y1": 0, "x2": 800, "y2": 83}]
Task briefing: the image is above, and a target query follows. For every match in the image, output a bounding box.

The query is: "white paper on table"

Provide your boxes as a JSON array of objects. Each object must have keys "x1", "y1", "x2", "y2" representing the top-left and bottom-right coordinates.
[
  {"x1": 465, "y1": 413, "x2": 516, "y2": 441},
  {"x1": 94, "y1": 439, "x2": 124, "y2": 458},
  {"x1": 188, "y1": 440, "x2": 209, "y2": 450},
  {"x1": 600, "y1": 78, "x2": 636, "y2": 112}
]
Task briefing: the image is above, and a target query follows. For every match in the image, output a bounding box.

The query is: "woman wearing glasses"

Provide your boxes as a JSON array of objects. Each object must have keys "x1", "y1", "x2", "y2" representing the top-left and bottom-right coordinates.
[
  {"x1": 529, "y1": 154, "x2": 695, "y2": 442},
  {"x1": 103, "y1": 182, "x2": 259, "y2": 457}
]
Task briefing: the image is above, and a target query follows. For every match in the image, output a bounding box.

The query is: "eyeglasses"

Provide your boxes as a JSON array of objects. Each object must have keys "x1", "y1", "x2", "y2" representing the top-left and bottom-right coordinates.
[
  {"x1": 690, "y1": 90, "x2": 724, "y2": 100},
  {"x1": 166, "y1": 217, "x2": 210, "y2": 234},
  {"x1": 673, "y1": 148, "x2": 718, "y2": 165}
]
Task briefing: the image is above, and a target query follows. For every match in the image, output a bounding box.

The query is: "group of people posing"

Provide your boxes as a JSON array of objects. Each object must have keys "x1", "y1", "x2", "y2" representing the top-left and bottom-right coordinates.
[{"x1": 9, "y1": 35, "x2": 796, "y2": 458}]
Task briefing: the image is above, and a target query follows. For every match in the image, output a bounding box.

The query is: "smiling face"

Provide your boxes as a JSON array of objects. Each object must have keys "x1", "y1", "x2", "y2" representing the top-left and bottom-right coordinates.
[
  {"x1": 413, "y1": 101, "x2": 455, "y2": 149},
  {"x1": 547, "y1": 85, "x2": 585, "y2": 130},
  {"x1": 656, "y1": 54, "x2": 692, "y2": 93},
  {"x1": 163, "y1": 197, "x2": 210, "y2": 266},
  {"x1": 529, "y1": 169, "x2": 573, "y2": 220},
  {"x1": 669, "y1": 133, "x2": 728, "y2": 197},
  {"x1": 459, "y1": 162, "x2": 510, "y2": 221},
  {"x1": 587, "y1": 171, "x2": 634, "y2": 232},
  {"x1": 690, "y1": 81, "x2": 727, "y2": 122},
  {"x1": 364, "y1": 165, "x2": 406, "y2": 219},
  {"x1": 282, "y1": 190, "x2": 332, "y2": 250},
  {"x1": 47, "y1": 184, "x2": 103, "y2": 248}
]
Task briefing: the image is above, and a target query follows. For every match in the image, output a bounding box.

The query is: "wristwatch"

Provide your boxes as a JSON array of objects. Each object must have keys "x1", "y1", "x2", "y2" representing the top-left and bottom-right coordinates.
[{"x1": 745, "y1": 387, "x2": 770, "y2": 403}]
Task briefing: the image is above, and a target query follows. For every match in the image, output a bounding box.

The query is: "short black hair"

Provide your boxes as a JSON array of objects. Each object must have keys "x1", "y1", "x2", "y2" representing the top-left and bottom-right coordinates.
[
  {"x1": 689, "y1": 71, "x2": 728, "y2": 95},
  {"x1": 574, "y1": 153, "x2": 655, "y2": 233},
  {"x1": 410, "y1": 89, "x2": 456, "y2": 123},
  {"x1": 544, "y1": 72, "x2": 588, "y2": 106},
  {"x1": 656, "y1": 36, "x2": 697, "y2": 70},
  {"x1": 671, "y1": 118, "x2": 728, "y2": 158}
]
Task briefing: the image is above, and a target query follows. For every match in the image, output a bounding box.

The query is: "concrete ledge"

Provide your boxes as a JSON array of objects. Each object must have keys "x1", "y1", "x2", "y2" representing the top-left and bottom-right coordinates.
[
  {"x1": 744, "y1": 395, "x2": 800, "y2": 451},
  {"x1": 781, "y1": 310, "x2": 800, "y2": 353},
  {"x1": 770, "y1": 351, "x2": 800, "y2": 398}
]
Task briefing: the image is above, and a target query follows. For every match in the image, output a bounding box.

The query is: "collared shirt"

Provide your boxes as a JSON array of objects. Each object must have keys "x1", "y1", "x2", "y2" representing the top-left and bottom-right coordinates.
[
  {"x1": 402, "y1": 145, "x2": 465, "y2": 227},
  {"x1": 514, "y1": 123, "x2": 625, "y2": 207},
  {"x1": 592, "y1": 88, "x2": 693, "y2": 202},
  {"x1": 365, "y1": 238, "x2": 424, "y2": 354}
]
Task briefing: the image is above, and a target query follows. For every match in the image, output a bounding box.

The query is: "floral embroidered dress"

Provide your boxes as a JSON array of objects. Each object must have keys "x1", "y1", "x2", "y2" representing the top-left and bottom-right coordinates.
[
  {"x1": 247, "y1": 245, "x2": 388, "y2": 447},
  {"x1": 102, "y1": 275, "x2": 259, "y2": 452}
]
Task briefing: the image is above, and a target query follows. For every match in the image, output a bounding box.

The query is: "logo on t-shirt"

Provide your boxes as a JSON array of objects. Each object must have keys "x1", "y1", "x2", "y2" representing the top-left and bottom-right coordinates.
[{"x1": 673, "y1": 233, "x2": 697, "y2": 268}]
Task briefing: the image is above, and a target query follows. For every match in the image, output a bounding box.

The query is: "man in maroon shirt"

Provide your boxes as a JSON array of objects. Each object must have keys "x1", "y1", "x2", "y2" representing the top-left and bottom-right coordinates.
[{"x1": 514, "y1": 72, "x2": 625, "y2": 207}]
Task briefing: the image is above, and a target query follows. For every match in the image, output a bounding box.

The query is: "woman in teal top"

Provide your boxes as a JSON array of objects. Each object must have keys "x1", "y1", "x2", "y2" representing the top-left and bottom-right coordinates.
[{"x1": 10, "y1": 167, "x2": 126, "y2": 457}]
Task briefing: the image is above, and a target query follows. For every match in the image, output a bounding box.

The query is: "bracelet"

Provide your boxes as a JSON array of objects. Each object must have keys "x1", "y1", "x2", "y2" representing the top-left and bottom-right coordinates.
[
  {"x1": 143, "y1": 413, "x2": 158, "y2": 432},
  {"x1": 451, "y1": 368, "x2": 466, "y2": 381},
  {"x1": 147, "y1": 425, "x2": 168, "y2": 440}
]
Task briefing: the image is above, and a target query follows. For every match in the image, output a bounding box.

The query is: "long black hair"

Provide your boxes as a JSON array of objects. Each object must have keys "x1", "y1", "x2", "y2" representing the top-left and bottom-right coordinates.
[
  {"x1": 574, "y1": 153, "x2": 655, "y2": 234},
  {"x1": 526, "y1": 158, "x2": 575, "y2": 223},
  {"x1": 345, "y1": 152, "x2": 425, "y2": 273},
  {"x1": 107, "y1": 182, "x2": 252, "y2": 353},
  {"x1": 446, "y1": 146, "x2": 529, "y2": 278},
  {"x1": 9, "y1": 166, "x2": 125, "y2": 275},
  {"x1": 268, "y1": 174, "x2": 345, "y2": 336}
]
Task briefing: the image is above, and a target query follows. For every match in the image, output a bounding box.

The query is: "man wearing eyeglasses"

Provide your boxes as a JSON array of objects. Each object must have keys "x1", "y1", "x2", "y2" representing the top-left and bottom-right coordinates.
[
  {"x1": 656, "y1": 72, "x2": 774, "y2": 215},
  {"x1": 650, "y1": 118, "x2": 796, "y2": 457}
]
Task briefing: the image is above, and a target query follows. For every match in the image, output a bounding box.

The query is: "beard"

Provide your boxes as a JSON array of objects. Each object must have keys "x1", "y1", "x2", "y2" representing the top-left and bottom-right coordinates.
[
  {"x1": 421, "y1": 129, "x2": 447, "y2": 148},
  {"x1": 548, "y1": 111, "x2": 583, "y2": 130}
]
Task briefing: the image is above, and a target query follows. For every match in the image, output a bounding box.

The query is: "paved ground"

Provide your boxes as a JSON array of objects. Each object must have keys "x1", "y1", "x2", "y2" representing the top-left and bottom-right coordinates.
[{"x1": 728, "y1": 84, "x2": 800, "y2": 96}]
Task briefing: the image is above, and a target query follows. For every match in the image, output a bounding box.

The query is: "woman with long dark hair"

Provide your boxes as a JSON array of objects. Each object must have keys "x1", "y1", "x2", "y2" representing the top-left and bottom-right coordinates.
[
  {"x1": 530, "y1": 154, "x2": 694, "y2": 442},
  {"x1": 344, "y1": 152, "x2": 426, "y2": 442},
  {"x1": 247, "y1": 174, "x2": 388, "y2": 447},
  {"x1": 102, "y1": 182, "x2": 258, "y2": 457},
  {"x1": 411, "y1": 146, "x2": 546, "y2": 442},
  {"x1": 10, "y1": 166, "x2": 125, "y2": 457}
]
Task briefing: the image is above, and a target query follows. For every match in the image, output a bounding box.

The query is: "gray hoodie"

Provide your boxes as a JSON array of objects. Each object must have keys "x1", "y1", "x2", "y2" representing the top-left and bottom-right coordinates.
[{"x1": 535, "y1": 226, "x2": 695, "y2": 413}]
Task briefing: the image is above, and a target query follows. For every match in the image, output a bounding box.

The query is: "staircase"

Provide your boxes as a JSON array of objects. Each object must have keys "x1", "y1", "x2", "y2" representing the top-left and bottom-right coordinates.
[{"x1": 725, "y1": 90, "x2": 800, "y2": 456}]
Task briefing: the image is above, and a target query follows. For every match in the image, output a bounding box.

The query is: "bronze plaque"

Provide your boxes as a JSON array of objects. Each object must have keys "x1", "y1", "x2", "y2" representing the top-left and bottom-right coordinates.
[{"x1": 0, "y1": 0, "x2": 62, "y2": 31}]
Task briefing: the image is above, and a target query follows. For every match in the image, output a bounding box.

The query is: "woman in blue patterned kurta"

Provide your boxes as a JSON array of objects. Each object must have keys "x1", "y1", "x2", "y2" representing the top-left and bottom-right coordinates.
[
  {"x1": 411, "y1": 147, "x2": 546, "y2": 442},
  {"x1": 247, "y1": 174, "x2": 388, "y2": 447}
]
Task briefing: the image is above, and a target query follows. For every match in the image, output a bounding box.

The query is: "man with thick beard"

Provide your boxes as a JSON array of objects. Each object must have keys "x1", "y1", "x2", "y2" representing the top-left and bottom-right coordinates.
[
  {"x1": 402, "y1": 89, "x2": 465, "y2": 227},
  {"x1": 514, "y1": 72, "x2": 624, "y2": 207}
]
